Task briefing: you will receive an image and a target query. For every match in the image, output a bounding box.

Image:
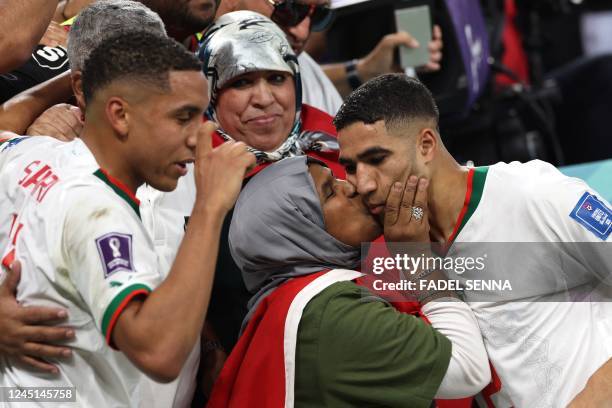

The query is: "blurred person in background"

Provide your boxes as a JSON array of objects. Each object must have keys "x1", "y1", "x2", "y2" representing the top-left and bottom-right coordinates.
[
  {"x1": 216, "y1": 0, "x2": 443, "y2": 115},
  {"x1": 0, "y1": 0, "x2": 62, "y2": 73},
  {"x1": 0, "y1": 0, "x2": 219, "y2": 104}
]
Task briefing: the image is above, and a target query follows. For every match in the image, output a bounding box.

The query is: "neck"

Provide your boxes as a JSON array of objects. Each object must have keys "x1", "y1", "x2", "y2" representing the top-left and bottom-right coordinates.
[
  {"x1": 80, "y1": 121, "x2": 141, "y2": 194},
  {"x1": 427, "y1": 153, "x2": 470, "y2": 244}
]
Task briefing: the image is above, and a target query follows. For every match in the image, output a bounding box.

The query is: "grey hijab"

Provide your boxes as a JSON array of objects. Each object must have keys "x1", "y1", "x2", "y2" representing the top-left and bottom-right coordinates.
[{"x1": 229, "y1": 156, "x2": 361, "y2": 324}]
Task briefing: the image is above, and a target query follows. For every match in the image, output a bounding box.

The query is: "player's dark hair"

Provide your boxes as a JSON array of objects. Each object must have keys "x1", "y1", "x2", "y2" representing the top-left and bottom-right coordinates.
[
  {"x1": 82, "y1": 30, "x2": 202, "y2": 104},
  {"x1": 333, "y1": 74, "x2": 439, "y2": 133}
]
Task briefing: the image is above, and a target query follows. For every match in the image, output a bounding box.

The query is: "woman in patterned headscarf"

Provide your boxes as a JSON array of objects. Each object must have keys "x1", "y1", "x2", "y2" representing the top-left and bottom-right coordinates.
[
  {"x1": 198, "y1": 10, "x2": 344, "y2": 176},
  {"x1": 196, "y1": 11, "x2": 348, "y2": 369}
]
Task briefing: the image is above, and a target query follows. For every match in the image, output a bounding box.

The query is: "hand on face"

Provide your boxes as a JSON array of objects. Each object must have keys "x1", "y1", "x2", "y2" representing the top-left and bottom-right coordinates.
[
  {"x1": 26, "y1": 104, "x2": 83, "y2": 142},
  {"x1": 193, "y1": 121, "x2": 256, "y2": 214},
  {"x1": 383, "y1": 175, "x2": 430, "y2": 243}
]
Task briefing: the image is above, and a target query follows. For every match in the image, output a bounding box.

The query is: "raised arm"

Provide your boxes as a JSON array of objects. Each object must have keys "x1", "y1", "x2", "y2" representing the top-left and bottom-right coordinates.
[
  {"x1": 0, "y1": 71, "x2": 73, "y2": 134},
  {"x1": 0, "y1": 0, "x2": 60, "y2": 73},
  {"x1": 111, "y1": 123, "x2": 256, "y2": 382}
]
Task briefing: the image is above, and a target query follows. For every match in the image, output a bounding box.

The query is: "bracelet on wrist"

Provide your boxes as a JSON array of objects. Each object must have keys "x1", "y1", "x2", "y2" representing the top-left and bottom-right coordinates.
[{"x1": 344, "y1": 59, "x2": 362, "y2": 90}]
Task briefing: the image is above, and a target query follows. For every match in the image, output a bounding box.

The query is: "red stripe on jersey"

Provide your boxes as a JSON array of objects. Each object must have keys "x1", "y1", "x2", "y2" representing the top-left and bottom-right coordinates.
[
  {"x1": 447, "y1": 168, "x2": 475, "y2": 245},
  {"x1": 104, "y1": 289, "x2": 150, "y2": 348},
  {"x1": 98, "y1": 169, "x2": 140, "y2": 206},
  {"x1": 1, "y1": 249, "x2": 16, "y2": 269}
]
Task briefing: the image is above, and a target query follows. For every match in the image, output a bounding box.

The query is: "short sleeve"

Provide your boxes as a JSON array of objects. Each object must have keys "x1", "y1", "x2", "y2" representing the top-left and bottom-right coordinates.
[
  {"x1": 61, "y1": 186, "x2": 162, "y2": 345},
  {"x1": 297, "y1": 281, "x2": 451, "y2": 408},
  {"x1": 534, "y1": 164, "x2": 612, "y2": 285}
]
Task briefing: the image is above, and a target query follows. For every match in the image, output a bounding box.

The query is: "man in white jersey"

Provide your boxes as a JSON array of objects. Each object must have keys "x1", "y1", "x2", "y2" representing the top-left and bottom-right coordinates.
[
  {"x1": 334, "y1": 74, "x2": 612, "y2": 407},
  {"x1": 0, "y1": 3, "x2": 208, "y2": 406},
  {"x1": 0, "y1": 30, "x2": 255, "y2": 407}
]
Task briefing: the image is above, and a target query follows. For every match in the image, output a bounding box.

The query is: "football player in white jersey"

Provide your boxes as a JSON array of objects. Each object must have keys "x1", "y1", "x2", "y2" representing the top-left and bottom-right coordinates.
[
  {"x1": 0, "y1": 30, "x2": 255, "y2": 407},
  {"x1": 335, "y1": 74, "x2": 612, "y2": 407},
  {"x1": 0, "y1": 3, "x2": 208, "y2": 406}
]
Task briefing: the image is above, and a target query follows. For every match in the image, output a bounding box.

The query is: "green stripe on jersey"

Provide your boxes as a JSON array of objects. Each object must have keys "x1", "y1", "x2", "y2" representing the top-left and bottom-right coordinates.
[
  {"x1": 456, "y1": 166, "x2": 489, "y2": 238},
  {"x1": 102, "y1": 284, "x2": 152, "y2": 338},
  {"x1": 93, "y1": 169, "x2": 140, "y2": 218}
]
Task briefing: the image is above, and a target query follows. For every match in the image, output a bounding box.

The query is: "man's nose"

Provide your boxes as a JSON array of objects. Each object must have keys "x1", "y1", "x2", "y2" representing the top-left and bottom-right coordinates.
[
  {"x1": 286, "y1": 15, "x2": 311, "y2": 45},
  {"x1": 354, "y1": 166, "x2": 377, "y2": 196}
]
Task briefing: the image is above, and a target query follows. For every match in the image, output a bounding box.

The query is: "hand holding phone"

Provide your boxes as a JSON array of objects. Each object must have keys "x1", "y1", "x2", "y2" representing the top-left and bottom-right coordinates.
[{"x1": 394, "y1": 6, "x2": 432, "y2": 69}]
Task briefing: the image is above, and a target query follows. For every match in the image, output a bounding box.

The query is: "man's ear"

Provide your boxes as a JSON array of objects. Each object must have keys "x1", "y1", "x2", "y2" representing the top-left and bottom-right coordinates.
[
  {"x1": 105, "y1": 97, "x2": 131, "y2": 140},
  {"x1": 416, "y1": 127, "x2": 438, "y2": 164},
  {"x1": 71, "y1": 71, "x2": 86, "y2": 113}
]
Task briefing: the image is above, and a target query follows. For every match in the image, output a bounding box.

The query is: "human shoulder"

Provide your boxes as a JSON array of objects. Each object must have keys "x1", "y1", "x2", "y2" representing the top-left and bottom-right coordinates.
[{"x1": 61, "y1": 171, "x2": 142, "y2": 225}]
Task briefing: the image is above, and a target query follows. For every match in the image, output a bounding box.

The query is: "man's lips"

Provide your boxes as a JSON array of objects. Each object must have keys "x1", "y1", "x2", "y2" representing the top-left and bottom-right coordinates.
[{"x1": 174, "y1": 160, "x2": 193, "y2": 176}]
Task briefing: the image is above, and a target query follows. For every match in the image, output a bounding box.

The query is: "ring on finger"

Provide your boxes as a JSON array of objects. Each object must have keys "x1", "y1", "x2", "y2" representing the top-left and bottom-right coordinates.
[{"x1": 412, "y1": 206, "x2": 424, "y2": 221}]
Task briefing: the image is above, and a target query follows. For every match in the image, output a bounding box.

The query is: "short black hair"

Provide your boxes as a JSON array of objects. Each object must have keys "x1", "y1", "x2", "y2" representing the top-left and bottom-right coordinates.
[
  {"x1": 333, "y1": 74, "x2": 439, "y2": 132},
  {"x1": 82, "y1": 29, "x2": 202, "y2": 104}
]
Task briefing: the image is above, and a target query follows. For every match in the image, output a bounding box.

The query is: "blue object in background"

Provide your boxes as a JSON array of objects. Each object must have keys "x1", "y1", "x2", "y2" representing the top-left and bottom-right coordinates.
[{"x1": 560, "y1": 159, "x2": 612, "y2": 203}]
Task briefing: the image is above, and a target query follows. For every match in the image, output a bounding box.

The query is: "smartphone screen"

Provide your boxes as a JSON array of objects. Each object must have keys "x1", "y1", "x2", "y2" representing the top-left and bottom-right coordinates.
[{"x1": 394, "y1": 5, "x2": 432, "y2": 69}]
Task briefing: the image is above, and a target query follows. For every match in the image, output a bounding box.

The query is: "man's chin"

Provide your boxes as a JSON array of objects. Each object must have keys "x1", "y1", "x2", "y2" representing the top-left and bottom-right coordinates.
[
  {"x1": 147, "y1": 178, "x2": 179, "y2": 193},
  {"x1": 291, "y1": 44, "x2": 305, "y2": 55}
]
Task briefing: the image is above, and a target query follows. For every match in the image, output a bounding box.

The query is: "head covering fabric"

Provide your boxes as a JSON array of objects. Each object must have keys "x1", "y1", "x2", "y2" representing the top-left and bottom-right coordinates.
[
  {"x1": 199, "y1": 11, "x2": 335, "y2": 163},
  {"x1": 229, "y1": 156, "x2": 361, "y2": 321}
]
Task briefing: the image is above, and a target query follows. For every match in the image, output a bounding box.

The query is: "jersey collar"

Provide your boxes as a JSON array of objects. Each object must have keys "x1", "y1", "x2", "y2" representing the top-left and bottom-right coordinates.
[
  {"x1": 93, "y1": 169, "x2": 141, "y2": 218},
  {"x1": 446, "y1": 166, "x2": 489, "y2": 245}
]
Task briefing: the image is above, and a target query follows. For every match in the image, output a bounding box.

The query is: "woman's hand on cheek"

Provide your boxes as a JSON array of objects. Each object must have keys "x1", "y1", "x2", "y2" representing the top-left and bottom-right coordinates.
[{"x1": 383, "y1": 175, "x2": 430, "y2": 244}]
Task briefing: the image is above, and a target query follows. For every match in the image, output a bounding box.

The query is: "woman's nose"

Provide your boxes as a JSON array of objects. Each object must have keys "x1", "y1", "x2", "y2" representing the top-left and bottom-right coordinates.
[
  {"x1": 338, "y1": 180, "x2": 358, "y2": 197},
  {"x1": 251, "y1": 80, "x2": 275, "y2": 107}
]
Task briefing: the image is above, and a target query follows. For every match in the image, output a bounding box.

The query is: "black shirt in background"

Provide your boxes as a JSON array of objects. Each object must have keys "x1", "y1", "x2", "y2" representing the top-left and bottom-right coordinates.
[{"x1": 0, "y1": 45, "x2": 69, "y2": 103}]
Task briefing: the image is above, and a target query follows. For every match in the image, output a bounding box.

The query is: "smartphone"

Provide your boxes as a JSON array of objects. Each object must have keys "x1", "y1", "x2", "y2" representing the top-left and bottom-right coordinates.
[{"x1": 394, "y1": 5, "x2": 432, "y2": 69}]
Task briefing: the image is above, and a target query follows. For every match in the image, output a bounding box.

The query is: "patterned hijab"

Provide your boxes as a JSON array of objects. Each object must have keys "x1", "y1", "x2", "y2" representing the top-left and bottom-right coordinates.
[
  {"x1": 229, "y1": 157, "x2": 361, "y2": 324},
  {"x1": 198, "y1": 11, "x2": 335, "y2": 163},
  {"x1": 199, "y1": 11, "x2": 303, "y2": 162}
]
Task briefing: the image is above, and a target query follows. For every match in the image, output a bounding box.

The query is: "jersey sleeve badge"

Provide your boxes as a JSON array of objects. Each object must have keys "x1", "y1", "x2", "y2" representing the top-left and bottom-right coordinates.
[
  {"x1": 569, "y1": 192, "x2": 612, "y2": 240},
  {"x1": 96, "y1": 233, "x2": 135, "y2": 278},
  {"x1": 0, "y1": 136, "x2": 30, "y2": 152}
]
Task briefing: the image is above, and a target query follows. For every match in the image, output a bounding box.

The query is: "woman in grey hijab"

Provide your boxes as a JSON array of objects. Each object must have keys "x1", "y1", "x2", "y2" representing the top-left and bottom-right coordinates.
[
  {"x1": 230, "y1": 156, "x2": 381, "y2": 316},
  {"x1": 209, "y1": 157, "x2": 490, "y2": 407}
]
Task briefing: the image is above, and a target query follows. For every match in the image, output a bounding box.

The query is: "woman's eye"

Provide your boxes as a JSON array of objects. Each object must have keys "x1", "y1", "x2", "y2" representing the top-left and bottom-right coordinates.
[
  {"x1": 268, "y1": 74, "x2": 287, "y2": 84},
  {"x1": 230, "y1": 78, "x2": 251, "y2": 88}
]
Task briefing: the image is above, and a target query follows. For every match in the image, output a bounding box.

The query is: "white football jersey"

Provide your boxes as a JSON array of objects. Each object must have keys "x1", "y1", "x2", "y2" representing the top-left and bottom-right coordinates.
[
  {"x1": 0, "y1": 136, "x2": 96, "y2": 266},
  {"x1": 0, "y1": 136, "x2": 198, "y2": 407},
  {"x1": 446, "y1": 160, "x2": 612, "y2": 408}
]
